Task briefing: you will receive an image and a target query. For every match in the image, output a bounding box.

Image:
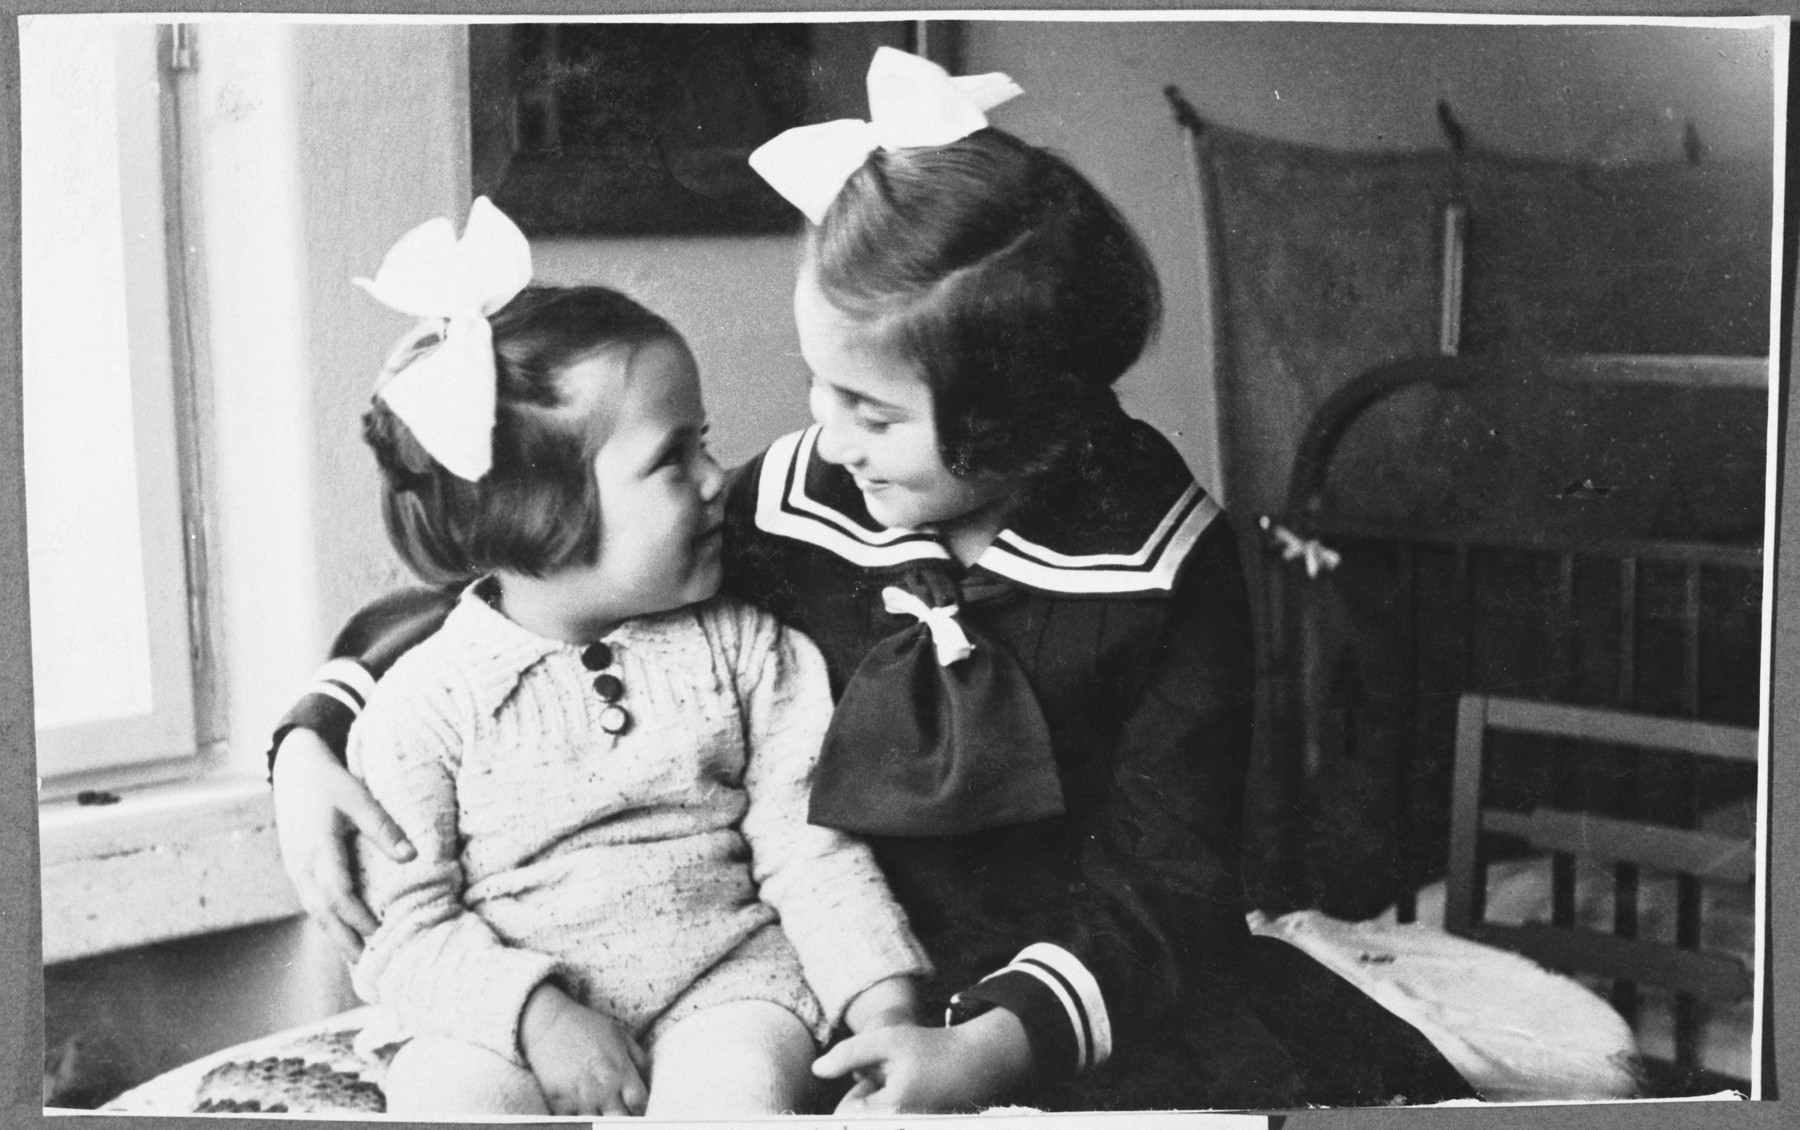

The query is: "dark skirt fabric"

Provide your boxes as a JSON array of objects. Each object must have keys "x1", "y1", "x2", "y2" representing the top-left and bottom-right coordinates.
[{"x1": 1032, "y1": 936, "x2": 1477, "y2": 1111}]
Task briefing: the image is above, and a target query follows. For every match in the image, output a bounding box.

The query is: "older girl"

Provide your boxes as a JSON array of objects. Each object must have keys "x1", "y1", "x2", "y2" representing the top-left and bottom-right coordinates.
[{"x1": 272, "y1": 51, "x2": 1476, "y2": 1112}]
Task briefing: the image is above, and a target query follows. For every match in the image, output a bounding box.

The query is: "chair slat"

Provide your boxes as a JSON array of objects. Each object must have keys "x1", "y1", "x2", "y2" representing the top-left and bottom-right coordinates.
[
  {"x1": 1481, "y1": 809, "x2": 1756, "y2": 882},
  {"x1": 1469, "y1": 922, "x2": 1752, "y2": 1003},
  {"x1": 1444, "y1": 695, "x2": 1489, "y2": 932},
  {"x1": 1484, "y1": 697, "x2": 1758, "y2": 762}
]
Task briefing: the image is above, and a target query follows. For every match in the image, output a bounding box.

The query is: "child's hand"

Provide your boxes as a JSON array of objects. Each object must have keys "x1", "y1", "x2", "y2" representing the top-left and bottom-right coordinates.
[
  {"x1": 812, "y1": 1008, "x2": 1034, "y2": 1114},
  {"x1": 842, "y1": 975, "x2": 920, "y2": 1032},
  {"x1": 520, "y1": 982, "x2": 648, "y2": 1116},
  {"x1": 271, "y1": 729, "x2": 415, "y2": 960}
]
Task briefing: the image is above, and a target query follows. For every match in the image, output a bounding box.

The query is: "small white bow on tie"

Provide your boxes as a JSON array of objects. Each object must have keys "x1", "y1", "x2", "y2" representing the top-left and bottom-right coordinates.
[
  {"x1": 882, "y1": 586, "x2": 976, "y2": 667},
  {"x1": 354, "y1": 196, "x2": 533, "y2": 481},
  {"x1": 1262, "y1": 517, "x2": 1343, "y2": 579},
  {"x1": 749, "y1": 47, "x2": 1023, "y2": 224}
]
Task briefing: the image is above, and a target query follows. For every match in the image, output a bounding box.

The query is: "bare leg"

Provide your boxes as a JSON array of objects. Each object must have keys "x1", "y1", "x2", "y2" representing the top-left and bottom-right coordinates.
[
  {"x1": 646, "y1": 1000, "x2": 817, "y2": 1117},
  {"x1": 382, "y1": 1035, "x2": 549, "y2": 1116}
]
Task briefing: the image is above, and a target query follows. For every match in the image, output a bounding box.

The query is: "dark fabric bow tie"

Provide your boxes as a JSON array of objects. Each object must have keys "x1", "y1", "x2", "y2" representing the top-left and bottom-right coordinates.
[{"x1": 808, "y1": 567, "x2": 1065, "y2": 837}]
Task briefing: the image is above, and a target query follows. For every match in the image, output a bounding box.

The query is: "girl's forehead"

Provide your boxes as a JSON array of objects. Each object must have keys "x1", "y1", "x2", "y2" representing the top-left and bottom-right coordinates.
[
  {"x1": 553, "y1": 337, "x2": 701, "y2": 451},
  {"x1": 615, "y1": 338, "x2": 705, "y2": 428},
  {"x1": 547, "y1": 345, "x2": 629, "y2": 434},
  {"x1": 557, "y1": 343, "x2": 634, "y2": 398},
  {"x1": 561, "y1": 337, "x2": 694, "y2": 399},
  {"x1": 794, "y1": 280, "x2": 926, "y2": 402},
  {"x1": 817, "y1": 347, "x2": 929, "y2": 415},
  {"x1": 793, "y1": 270, "x2": 884, "y2": 346}
]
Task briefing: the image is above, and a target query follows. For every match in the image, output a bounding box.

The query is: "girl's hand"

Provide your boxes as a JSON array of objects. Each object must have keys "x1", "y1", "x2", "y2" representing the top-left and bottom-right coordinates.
[
  {"x1": 520, "y1": 983, "x2": 649, "y2": 1116},
  {"x1": 270, "y1": 729, "x2": 414, "y2": 960},
  {"x1": 812, "y1": 1008, "x2": 1034, "y2": 1114}
]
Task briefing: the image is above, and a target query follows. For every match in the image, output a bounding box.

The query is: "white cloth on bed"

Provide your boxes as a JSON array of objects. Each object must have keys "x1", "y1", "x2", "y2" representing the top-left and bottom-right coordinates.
[
  {"x1": 1391, "y1": 844, "x2": 1757, "y2": 1081},
  {"x1": 1249, "y1": 909, "x2": 1638, "y2": 1102}
]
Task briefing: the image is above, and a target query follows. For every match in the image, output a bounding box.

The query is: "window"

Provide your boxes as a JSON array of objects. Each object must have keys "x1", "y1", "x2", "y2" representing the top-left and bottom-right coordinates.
[{"x1": 22, "y1": 20, "x2": 200, "y2": 786}]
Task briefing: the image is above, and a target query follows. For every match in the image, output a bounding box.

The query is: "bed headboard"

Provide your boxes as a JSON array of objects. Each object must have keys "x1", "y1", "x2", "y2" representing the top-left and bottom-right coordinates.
[
  {"x1": 1185, "y1": 116, "x2": 1772, "y2": 522},
  {"x1": 1290, "y1": 353, "x2": 1768, "y2": 546},
  {"x1": 1244, "y1": 352, "x2": 1766, "y2": 921}
]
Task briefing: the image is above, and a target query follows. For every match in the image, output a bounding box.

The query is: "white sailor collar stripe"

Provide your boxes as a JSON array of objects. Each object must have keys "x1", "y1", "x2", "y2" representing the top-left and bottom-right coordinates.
[
  {"x1": 755, "y1": 428, "x2": 952, "y2": 569},
  {"x1": 752, "y1": 426, "x2": 1220, "y2": 595},
  {"x1": 978, "y1": 485, "x2": 1221, "y2": 594}
]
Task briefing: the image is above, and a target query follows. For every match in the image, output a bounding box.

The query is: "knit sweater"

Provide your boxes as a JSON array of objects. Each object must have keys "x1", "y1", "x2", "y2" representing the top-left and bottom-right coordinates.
[{"x1": 347, "y1": 586, "x2": 930, "y2": 1062}]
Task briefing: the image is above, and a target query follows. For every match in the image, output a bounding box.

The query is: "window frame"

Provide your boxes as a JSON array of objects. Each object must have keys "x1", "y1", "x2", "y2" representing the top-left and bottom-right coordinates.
[{"x1": 24, "y1": 22, "x2": 208, "y2": 794}]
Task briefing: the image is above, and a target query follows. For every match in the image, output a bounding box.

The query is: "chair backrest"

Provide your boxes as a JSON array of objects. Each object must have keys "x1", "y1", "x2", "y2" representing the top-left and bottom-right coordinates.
[{"x1": 1445, "y1": 694, "x2": 1757, "y2": 1007}]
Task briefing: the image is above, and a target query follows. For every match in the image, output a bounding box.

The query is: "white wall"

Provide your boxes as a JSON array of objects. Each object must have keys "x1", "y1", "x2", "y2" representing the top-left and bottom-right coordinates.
[
  {"x1": 296, "y1": 25, "x2": 474, "y2": 630},
  {"x1": 192, "y1": 21, "x2": 471, "y2": 760}
]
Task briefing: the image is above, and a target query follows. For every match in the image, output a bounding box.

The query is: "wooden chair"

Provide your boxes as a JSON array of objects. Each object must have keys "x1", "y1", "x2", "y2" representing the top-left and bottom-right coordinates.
[{"x1": 1445, "y1": 693, "x2": 1758, "y2": 1094}]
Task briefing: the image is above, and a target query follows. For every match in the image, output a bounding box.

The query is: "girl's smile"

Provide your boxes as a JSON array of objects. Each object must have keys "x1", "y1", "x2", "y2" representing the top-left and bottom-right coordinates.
[{"x1": 793, "y1": 272, "x2": 1016, "y2": 545}]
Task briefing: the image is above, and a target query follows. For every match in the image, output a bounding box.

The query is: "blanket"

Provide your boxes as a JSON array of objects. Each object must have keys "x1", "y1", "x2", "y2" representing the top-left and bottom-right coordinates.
[{"x1": 98, "y1": 913, "x2": 1640, "y2": 1114}]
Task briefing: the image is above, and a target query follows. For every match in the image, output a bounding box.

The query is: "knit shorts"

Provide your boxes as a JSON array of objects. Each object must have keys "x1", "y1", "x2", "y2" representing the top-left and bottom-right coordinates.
[
  {"x1": 641, "y1": 921, "x2": 828, "y2": 1050},
  {"x1": 358, "y1": 921, "x2": 828, "y2": 1069}
]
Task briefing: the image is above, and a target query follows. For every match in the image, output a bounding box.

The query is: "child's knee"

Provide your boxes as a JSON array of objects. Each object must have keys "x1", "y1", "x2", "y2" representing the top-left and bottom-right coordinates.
[
  {"x1": 383, "y1": 1035, "x2": 548, "y2": 1116},
  {"x1": 647, "y1": 1000, "x2": 818, "y2": 1116}
]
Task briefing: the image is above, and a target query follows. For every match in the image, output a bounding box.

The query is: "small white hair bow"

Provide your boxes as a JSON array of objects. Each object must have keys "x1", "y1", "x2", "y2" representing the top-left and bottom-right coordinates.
[
  {"x1": 882, "y1": 586, "x2": 975, "y2": 666},
  {"x1": 748, "y1": 46, "x2": 1023, "y2": 224},
  {"x1": 354, "y1": 196, "x2": 533, "y2": 481}
]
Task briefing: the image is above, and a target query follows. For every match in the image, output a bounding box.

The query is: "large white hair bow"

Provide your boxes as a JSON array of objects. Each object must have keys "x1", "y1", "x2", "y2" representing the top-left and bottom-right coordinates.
[
  {"x1": 748, "y1": 46, "x2": 1023, "y2": 224},
  {"x1": 354, "y1": 196, "x2": 532, "y2": 481}
]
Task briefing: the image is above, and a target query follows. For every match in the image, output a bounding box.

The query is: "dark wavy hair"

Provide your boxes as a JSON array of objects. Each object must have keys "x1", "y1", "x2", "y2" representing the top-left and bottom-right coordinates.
[
  {"x1": 362, "y1": 285, "x2": 676, "y2": 584},
  {"x1": 807, "y1": 128, "x2": 1161, "y2": 480}
]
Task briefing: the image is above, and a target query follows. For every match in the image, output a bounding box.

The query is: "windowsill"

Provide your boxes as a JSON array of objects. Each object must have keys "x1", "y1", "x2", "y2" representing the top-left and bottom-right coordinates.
[{"x1": 40, "y1": 774, "x2": 301, "y2": 964}]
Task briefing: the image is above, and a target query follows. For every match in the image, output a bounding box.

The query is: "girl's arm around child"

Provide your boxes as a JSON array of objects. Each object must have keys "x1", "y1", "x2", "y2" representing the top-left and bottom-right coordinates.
[{"x1": 269, "y1": 586, "x2": 455, "y2": 957}]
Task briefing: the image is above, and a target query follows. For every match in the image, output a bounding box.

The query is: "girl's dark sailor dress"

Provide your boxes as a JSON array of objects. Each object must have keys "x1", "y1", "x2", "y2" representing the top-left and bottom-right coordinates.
[{"x1": 274, "y1": 416, "x2": 1476, "y2": 1112}]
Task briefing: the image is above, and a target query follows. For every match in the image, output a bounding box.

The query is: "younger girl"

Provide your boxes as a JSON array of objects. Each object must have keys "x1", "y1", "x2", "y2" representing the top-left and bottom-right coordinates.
[
  {"x1": 273, "y1": 53, "x2": 1477, "y2": 1112},
  {"x1": 339, "y1": 199, "x2": 929, "y2": 1118}
]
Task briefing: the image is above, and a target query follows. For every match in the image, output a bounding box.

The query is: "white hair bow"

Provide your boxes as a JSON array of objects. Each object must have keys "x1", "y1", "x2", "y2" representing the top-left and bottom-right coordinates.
[
  {"x1": 354, "y1": 196, "x2": 532, "y2": 481},
  {"x1": 749, "y1": 46, "x2": 1023, "y2": 225}
]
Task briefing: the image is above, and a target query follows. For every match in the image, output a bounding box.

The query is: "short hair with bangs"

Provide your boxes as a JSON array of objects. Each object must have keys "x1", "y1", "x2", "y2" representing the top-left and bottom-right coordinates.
[
  {"x1": 362, "y1": 285, "x2": 676, "y2": 585},
  {"x1": 808, "y1": 128, "x2": 1161, "y2": 479}
]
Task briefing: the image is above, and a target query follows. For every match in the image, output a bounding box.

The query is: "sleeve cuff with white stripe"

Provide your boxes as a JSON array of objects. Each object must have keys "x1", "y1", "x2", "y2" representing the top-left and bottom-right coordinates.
[
  {"x1": 945, "y1": 942, "x2": 1113, "y2": 1078},
  {"x1": 307, "y1": 657, "x2": 377, "y2": 718},
  {"x1": 265, "y1": 659, "x2": 377, "y2": 775}
]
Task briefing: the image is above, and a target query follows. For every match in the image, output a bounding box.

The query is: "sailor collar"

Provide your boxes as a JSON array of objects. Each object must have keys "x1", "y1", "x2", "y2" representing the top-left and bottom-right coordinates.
[{"x1": 752, "y1": 424, "x2": 1221, "y2": 595}]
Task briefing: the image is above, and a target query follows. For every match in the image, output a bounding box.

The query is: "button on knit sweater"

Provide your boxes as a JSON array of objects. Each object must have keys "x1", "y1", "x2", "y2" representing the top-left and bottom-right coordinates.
[{"x1": 348, "y1": 588, "x2": 930, "y2": 1063}]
